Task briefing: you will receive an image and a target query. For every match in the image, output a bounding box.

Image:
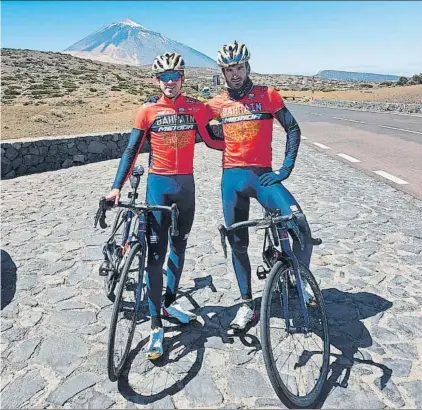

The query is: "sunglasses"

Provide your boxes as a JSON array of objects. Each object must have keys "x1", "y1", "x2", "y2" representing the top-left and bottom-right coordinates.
[{"x1": 157, "y1": 72, "x2": 182, "y2": 82}]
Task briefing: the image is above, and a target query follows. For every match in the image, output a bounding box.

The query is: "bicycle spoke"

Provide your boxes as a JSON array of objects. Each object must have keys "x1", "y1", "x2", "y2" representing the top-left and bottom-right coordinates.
[{"x1": 261, "y1": 262, "x2": 329, "y2": 407}]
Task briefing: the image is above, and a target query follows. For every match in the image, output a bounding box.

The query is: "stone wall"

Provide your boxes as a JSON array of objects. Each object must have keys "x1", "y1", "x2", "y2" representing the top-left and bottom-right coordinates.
[{"x1": 1, "y1": 125, "x2": 223, "y2": 179}]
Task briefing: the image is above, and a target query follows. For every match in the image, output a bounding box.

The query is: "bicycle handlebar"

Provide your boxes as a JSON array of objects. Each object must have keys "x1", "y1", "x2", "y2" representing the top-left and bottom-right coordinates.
[
  {"x1": 217, "y1": 214, "x2": 294, "y2": 259},
  {"x1": 94, "y1": 197, "x2": 180, "y2": 236}
]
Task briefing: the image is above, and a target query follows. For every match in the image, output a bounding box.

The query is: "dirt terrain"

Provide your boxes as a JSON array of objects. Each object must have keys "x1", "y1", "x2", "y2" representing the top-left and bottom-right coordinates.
[{"x1": 2, "y1": 48, "x2": 421, "y2": 140}]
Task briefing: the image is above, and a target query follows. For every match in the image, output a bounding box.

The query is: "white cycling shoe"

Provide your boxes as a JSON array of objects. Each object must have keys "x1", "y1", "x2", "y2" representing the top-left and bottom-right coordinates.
[
  {"x1": 146, "y1": 327, "x2": 164, "y2": 360},
  {"x1": 162, "y1": 302, "x2": 197, "y2": 324},
  {"x1": 230, "y1": 303, "x2": 257, "y2": 331}
]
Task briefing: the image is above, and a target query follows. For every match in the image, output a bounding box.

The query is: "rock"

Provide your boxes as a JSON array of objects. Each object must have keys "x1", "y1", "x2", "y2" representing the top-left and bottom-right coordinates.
[
  {"x1": 254, "y1": 398, "x2": 285, "y2": 408},
  {"x1": 62, "y1": 159, "x2": 74, "y2": 168},
  {"x1": 49, "y1": 310, "x2": 96, "y2": 330},
  {"x1": 384, "y1": 343, "x2": 419, "y2": 360},
  {"x1": 227, "y1": 368, "x2": 274, "y2": 398},
  {"x1": 19, "y1": 309, "x2": 43, "y2": 327},
  {"x1": 388, "y1": 316, "x2": 422, "y2": 339},
  {"x1": 232, "y1": 349, "x2": 256, "y2": 365},
  {"x1": 1, "y1": 370, "x2": 45, "y2": 408},
  {"x1": 87, "y1": 141, "x2": 106, "y2": 154},
  {"x1": 2, "y1": 326, "x2": 28, "y2": 342},
  {"x1": 374, "y1": 377, "x2": 405, "y2": 408},
  {"x1": 323, "y1": 384, "x2": 384, "y2": 409},
  {"x1": 184, "y1": 374, "x2": 223, "y2": 407},
  {"x1": 204, "y1": 336, "x2": 227, "y2": 350},
  {"x1": 35, "y1": 334, "x2": 88, "y2": 376},
  {"x1": 382, "y1": 358, "x2": 412, "y2": 378},
  {"x1": 399, "y1": 380, "x2": 422, "y2": 408},
  {"x1": 47, "y1": 372, "x2": 99, "y2": 406},
  {"x1": 371, "y1": 325, "x2": 400, "y2": 343},
  {"x1": 16, "y1": 274, "x2": 38, "y2": 291},
  {"x1": 44, "y1": 260, "x2": 77, "y2": 276},
  {"x1": 70, "y1": 389, "x2": 116, "y2": 409},
  {"x1": 11, "y1": 337, "x2": 42, "y2": 362},
  {"x1": 73, "y1": 154, "x2": 86, "y2": 163}
]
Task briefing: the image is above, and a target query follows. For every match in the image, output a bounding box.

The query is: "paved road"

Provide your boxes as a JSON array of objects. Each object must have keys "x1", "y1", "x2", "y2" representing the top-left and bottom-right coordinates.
[
  {"x1": 287, "y1": 104, "x2": 422, "y2": 200},
  {"x1": 1, "y1": 140, "x2": 422, "y2": 408}
]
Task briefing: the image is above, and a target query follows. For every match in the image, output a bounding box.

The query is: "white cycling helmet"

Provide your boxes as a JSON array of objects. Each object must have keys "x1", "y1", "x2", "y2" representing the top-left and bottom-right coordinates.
[
  {"x1": 152, "y1": 52, "x2": 185, "y2": 73},
  {"x1": 217, "y1": 41, "x2": 251, "y2": 68}
]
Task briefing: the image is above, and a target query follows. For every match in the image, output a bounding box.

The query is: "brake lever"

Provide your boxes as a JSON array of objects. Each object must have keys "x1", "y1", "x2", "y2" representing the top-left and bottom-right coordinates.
[
  {"x1": 218, "y1": 224, "x2": 228, "y2": 259},
  {"x1": 94, "y1": 197, "x2": 114, "y2": 229},
  {"x1": 94, "y1": 198, "x2": 105, "y2": 228}
]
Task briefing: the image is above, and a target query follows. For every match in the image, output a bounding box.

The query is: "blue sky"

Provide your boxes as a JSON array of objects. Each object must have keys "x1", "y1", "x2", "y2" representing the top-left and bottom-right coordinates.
[{"x1": 1, "y1": 1, "x2": 421, "y2": 76}]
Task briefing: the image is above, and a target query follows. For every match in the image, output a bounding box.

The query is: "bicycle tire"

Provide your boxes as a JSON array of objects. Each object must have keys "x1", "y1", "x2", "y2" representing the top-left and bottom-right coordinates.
[
  {"x1": 104, "y1": 210, "x2": 139, "y2": 301},
  {"x1": 107, "y1": 241, "x2": 142, "y2": 381},
  {"x1": 103, "y1": 209, "x2": 126, "y2": 300},
  {"x1": 260, "y1": 260, "x2": 330, "y2": 408}
]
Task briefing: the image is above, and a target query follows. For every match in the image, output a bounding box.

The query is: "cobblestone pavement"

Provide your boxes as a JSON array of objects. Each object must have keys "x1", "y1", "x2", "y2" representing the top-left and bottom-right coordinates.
[{"x1": 2, "y1": 128, "x2": 422, "y2": 409}]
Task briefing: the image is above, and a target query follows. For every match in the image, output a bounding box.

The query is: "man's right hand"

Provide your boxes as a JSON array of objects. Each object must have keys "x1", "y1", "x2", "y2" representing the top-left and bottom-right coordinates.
[{"x1": 105, "y1": 188, "x2": 121, "y2": 207}]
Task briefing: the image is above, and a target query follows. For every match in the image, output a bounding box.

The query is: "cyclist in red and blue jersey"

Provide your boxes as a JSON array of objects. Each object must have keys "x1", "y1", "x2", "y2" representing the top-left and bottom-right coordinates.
[
  {"x1": 207, "y1": 41, "x2": 314, "y2": 330},
  {"x1": 105, "y1": 52, "x2": 224, "y2": 359}
]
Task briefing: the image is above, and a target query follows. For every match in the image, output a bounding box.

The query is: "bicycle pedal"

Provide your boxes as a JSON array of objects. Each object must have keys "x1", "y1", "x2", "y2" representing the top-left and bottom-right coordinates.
[{"x1": 256, "y1": 265, "x2": 269, "y2": 280}]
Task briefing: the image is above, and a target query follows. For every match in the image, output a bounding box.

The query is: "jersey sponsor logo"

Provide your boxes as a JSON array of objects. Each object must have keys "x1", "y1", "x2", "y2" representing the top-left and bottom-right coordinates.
[
  {"x1": 163, "y1": 131, "x2": 192, "y2": 149},
  {"x1": 221, "y1": 113, "x2": 263, "y2": 123},
  {"x1": 224, "y1": 121, "x2": 261, "y2": 142},
  {"x1": 155, "y1": 124, "x2": 196, "y2": 132},
  {"x1": 222, "y1": 103, "x2": 263, "y2": 117},
  {"x1": 155, "y1": 114, "x2": 196, "y2": 126}
]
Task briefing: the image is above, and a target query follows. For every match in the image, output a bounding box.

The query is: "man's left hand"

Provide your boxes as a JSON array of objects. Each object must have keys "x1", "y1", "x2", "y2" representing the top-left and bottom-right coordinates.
[{"x1": 259, "y1": 168, "x2": 291, "y2": 186}]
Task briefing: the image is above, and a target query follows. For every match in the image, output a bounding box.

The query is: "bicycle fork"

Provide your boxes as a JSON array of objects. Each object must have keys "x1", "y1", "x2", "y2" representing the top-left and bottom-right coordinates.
[{"x1": 278, "y1": 227, "x2": 311, "y2": 335}]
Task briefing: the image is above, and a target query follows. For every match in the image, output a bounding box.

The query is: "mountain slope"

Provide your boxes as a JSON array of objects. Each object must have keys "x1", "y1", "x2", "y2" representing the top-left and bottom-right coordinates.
[
  {"x1": 64, "y1": 18, "x2": 218, "y2": 69},
  {"x1": 316, "y1": 70, "x2": 400, "y2": 82}
]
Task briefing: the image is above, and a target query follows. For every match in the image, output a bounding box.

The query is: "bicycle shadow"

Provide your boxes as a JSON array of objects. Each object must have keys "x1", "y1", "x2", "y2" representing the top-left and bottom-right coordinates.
[
  {"x1": 313, "y1": 288, "x2": 393, "y2": 408},
  {"x1": 116, "y1": 275, "x2": 393, "y2": 408},
  {"x1": 1, "y1": 250, "x2": 17, "y2": 310},
  {"x1": 116, "y1": 274, "x2": 261, "y2": 405}
]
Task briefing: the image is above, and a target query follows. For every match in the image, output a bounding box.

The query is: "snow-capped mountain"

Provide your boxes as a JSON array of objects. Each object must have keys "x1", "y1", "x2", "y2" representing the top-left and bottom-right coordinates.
[{"x1": 64, "y1": 18, "x2": 218, "y2": 69}]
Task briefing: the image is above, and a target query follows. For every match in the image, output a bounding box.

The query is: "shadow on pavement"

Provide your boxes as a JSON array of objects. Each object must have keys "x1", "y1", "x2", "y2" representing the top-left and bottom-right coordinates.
[
  {"x1": 1, "y1": 249, "x2": 17, "y2": 310},
  {"x1": 117, "y1": 274, "x2": 260, "y2": 405},
  {"x1": 314, "y1": 288, "x2": 393, "y2": 408},
  {"x1": 116, "y1": 274, "x2": 393, "y2": 408}
]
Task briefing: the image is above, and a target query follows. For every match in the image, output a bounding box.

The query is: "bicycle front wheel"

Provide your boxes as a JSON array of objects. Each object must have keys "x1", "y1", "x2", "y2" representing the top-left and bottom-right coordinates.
[
  {"x1": 107, "y1": 241, "x2": 144, "y2": 381},
  {"x1": 260, "y1": 261, "x2": 330, "y2": 408}
]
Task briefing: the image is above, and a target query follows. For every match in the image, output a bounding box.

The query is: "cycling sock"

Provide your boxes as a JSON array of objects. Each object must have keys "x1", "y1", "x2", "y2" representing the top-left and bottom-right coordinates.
[
  {"x1": 151, "y1": 315, "x2": 163, "y2": 329},
  {"x1": 164, "y1": 290, "x2": 176, "y2": 308}
]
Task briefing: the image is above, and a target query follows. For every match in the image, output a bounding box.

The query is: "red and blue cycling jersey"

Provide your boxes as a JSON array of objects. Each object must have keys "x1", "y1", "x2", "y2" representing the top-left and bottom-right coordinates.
[
  {"x1": 207, "y1": 86, "x2": 288, "y2": 169},
  {"x1": 112, "y1": 94, "x2": 224, "y2": 189}
]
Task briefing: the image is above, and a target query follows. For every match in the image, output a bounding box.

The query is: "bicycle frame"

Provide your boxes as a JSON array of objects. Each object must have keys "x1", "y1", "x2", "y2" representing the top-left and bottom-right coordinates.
[
  {"x1": 115, "y1": 201, "x2": 179, "y2": 318},
  {"x1": 134, "y1": 212, "x2": 147, "y2": 316},
  {"x1": 272, "y1": 223, "x2": 311, "y2": 334},
  {"x1": 218, "y1": 210, "x2": 312, "y2": 334}
]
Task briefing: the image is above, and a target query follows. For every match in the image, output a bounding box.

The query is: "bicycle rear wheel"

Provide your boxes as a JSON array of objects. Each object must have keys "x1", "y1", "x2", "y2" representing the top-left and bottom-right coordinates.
[
  {"x1": 260, "y1": 260, "x2": 330, "y2": 408},
  {"x1": 107, "y1": 241, "x2": 146, "y2": 381}
]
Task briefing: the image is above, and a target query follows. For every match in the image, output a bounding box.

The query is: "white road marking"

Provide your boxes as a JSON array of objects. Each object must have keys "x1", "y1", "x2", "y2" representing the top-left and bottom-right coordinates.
[
  {"x1": 373, "y1": 170, "x2": 408, "y2": 185},
  {"x1": 274, "y1": 124, "x2": 281, "y2": 128},
  {"x1": 313, "y1": 142, "x2": 330, "y2": 149},
  {"x1": 310, "y1": 113, "x2": 322, "y2": 116},
  {"x1": 301, "y1": 136, "x2": 308, "y2": 140},
  {"x1": 332, "y1": 116, "x2": 365, "y2": 124},
  {"x1": 379, "y1": 125, "x2": 422, "y2": 135},
  {"x1": 337, "y1": 153, "x2": 361, "y2": 163}
]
